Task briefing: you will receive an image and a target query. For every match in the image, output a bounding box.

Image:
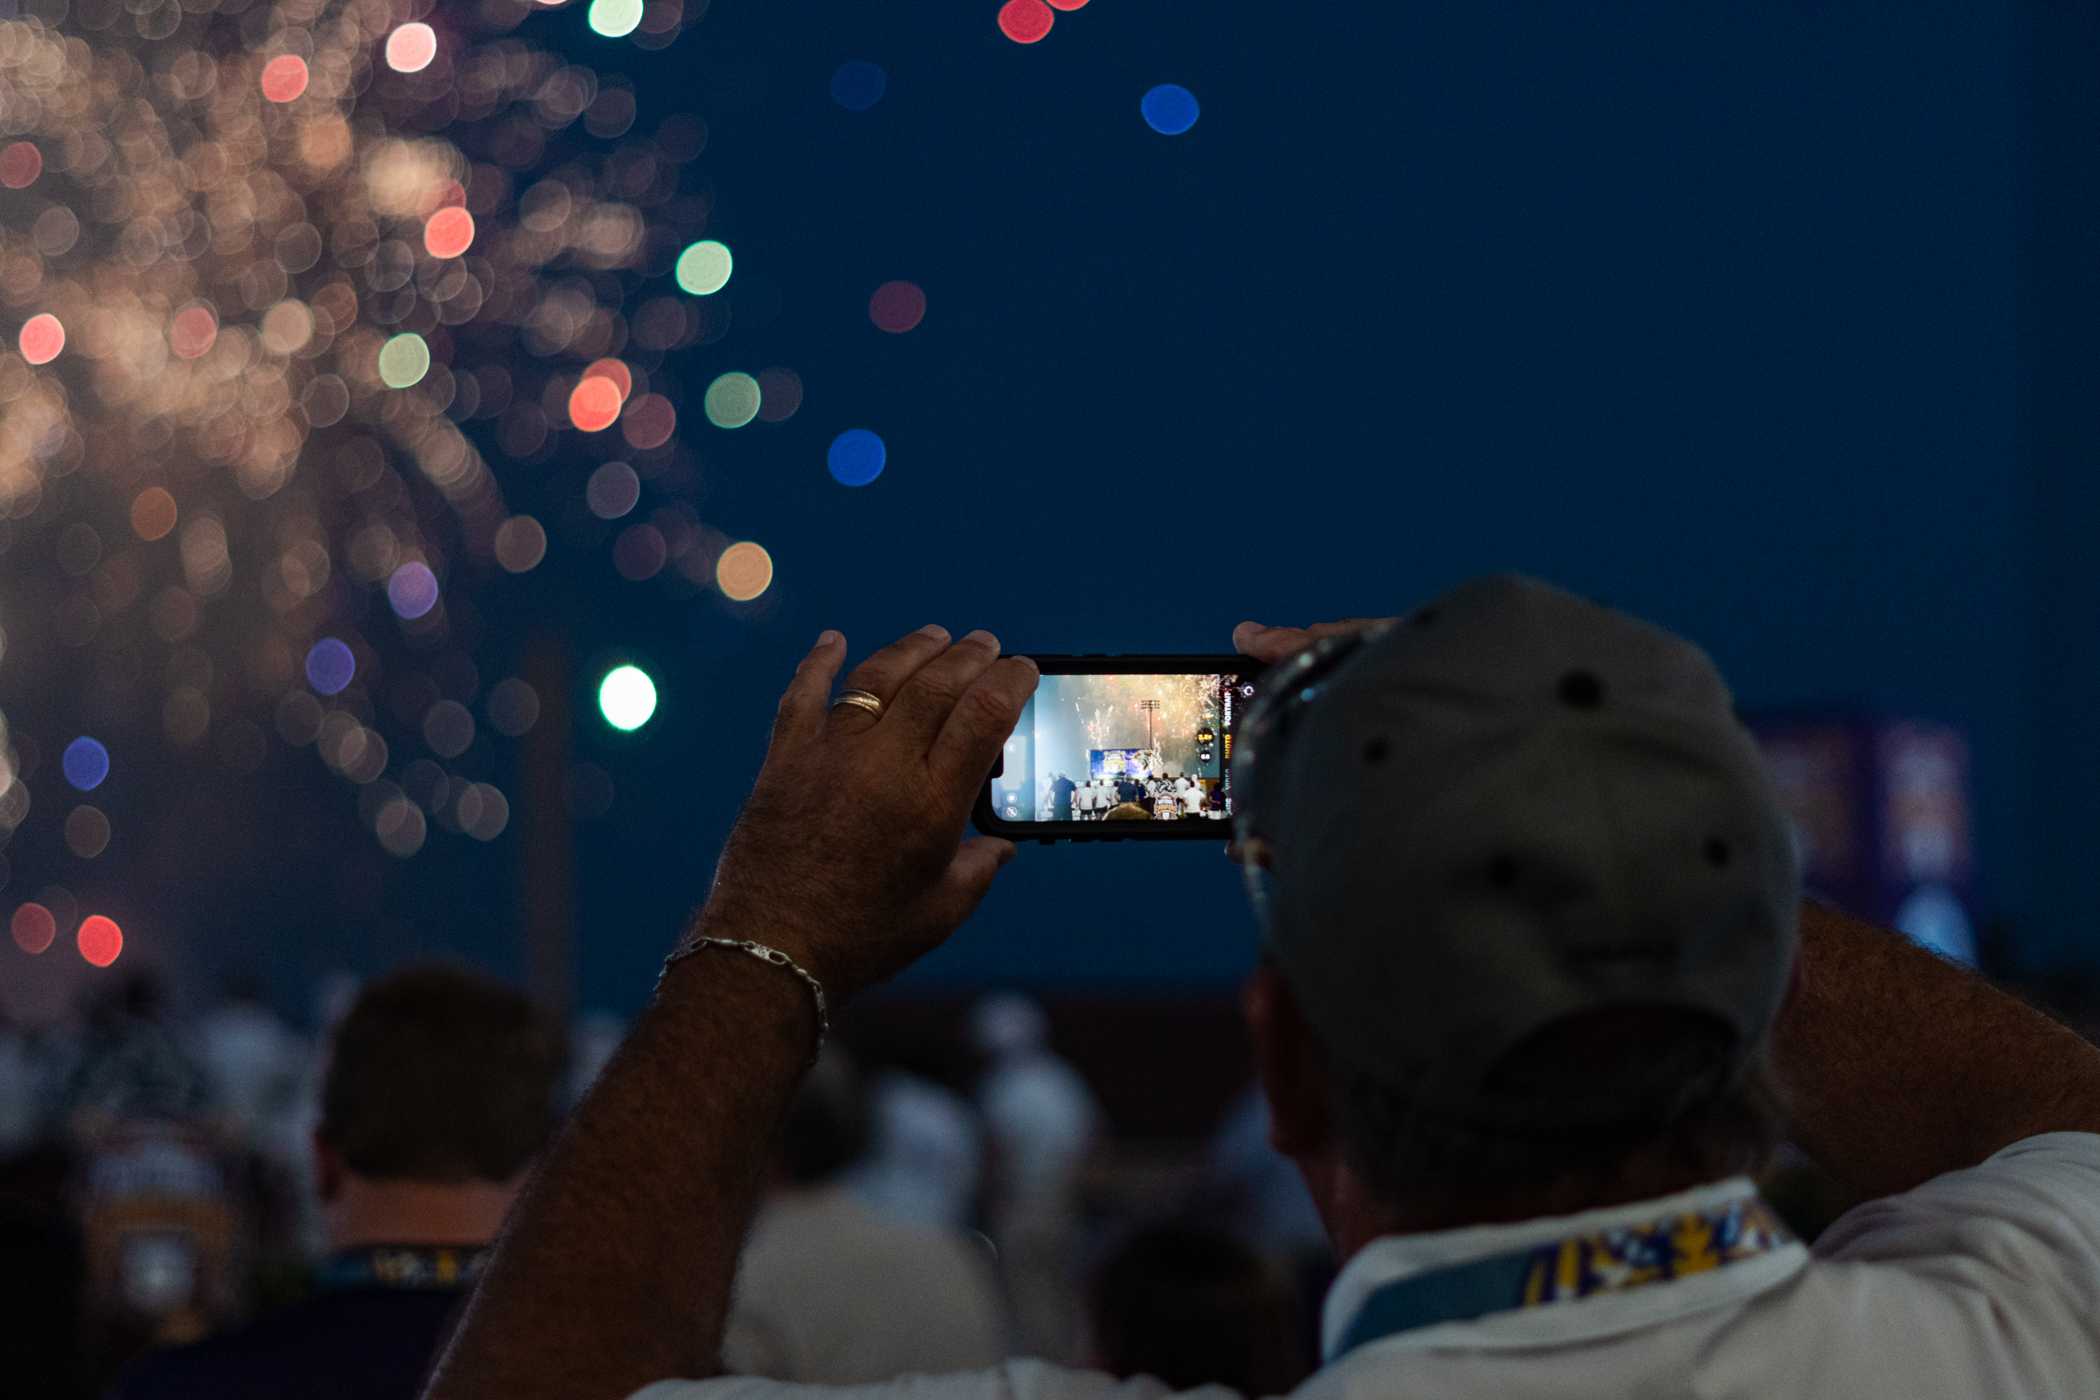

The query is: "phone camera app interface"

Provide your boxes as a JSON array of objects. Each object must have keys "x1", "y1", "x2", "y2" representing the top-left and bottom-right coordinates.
[{"x1": 994, "y1": 673, "x2": 1244, "y2": 824}]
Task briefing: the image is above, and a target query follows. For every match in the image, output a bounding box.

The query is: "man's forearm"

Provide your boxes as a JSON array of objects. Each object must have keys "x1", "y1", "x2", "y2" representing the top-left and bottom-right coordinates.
[
  {"x1": 1770, "y1": 898, "x2": 2100, "y2": 1200},
  {"x1": 423, "y1": 944, "x2": 813, "y2": 1400}
]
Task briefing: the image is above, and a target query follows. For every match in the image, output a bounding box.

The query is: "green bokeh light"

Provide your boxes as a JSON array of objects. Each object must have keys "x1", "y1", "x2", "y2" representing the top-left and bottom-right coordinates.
[
  {"x1": 588, "y1": 0, "x2": 644, "y2": 38},
  {"x1": 377, "y1": 332, "x2": 429, "y2": 389},
  {"x1": 597, "y1": 664, "x2": 658, "y2": 731},
  {"x1": 675, "y1": 240, "x2": 733, "y2": 296},
  {"x1": 703, "y1": 372, "x2": 762, "y2": 429}
]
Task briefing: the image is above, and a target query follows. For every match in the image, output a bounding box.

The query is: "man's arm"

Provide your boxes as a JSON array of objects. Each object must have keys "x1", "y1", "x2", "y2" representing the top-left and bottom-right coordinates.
[
  {"x1": 1769, "y1": 897, "x2": 2100, "y2": 1200},
  {"x1": 423, "y1": 627, "x2": 1039, "y2": 1400}
]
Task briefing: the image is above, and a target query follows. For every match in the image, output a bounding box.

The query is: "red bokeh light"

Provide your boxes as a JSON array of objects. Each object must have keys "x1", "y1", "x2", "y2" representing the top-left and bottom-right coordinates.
[
  {"x1": 19, "y1": 313, "x2": 64, "y2": 365},
  {"x1": 77, "y1": 915, "x2": 123, "y2": 967},
  {"x1": 260, "y1": 55, "x2": 311, "y2": 103},
  {"x1": 1046, "y1": 0, "x2": 1088, "y2": 9},
  {"x1": 10, "y1": 903, "x2": 56, "y2": 956},
  {"x1": 583, "y1": 357, "x2": 634, "y2": 401},
  {"x1": 0, "y1": 141, "x2": 41, "y2": 190},
  {"x1": 424, "y1": 206, "x2": 475, "y2": 259},
  {"x1": 568, "y1": 375, "x2": 624, "y2": 432},
  {"x1": 997, "y1": 0, "x2": 1054, "y2": 44},
  {"x1": 868, "y1": 280, "x2": 928, "y2": 334},
  {"x1": 170, "y1": 305, "x2": 219, "y2": 359}
]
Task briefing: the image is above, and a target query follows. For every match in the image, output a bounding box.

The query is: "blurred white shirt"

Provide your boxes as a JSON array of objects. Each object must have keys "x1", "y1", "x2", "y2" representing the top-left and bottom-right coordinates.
[
  {"x1": 723, "y1": 1185, "x2": 1009, "y2": 1385},
  {"x1": 643, "y1": 1132, "x2": 2100, "y2": 1400}
]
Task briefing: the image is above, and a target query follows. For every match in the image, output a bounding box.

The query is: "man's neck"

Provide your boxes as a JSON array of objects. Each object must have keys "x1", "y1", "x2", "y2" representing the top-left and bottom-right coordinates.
[
  {"x1": 327, "y1": 1175, "x2": 521, "y2": 1253},
  {"x1": 1328, "y1": 1156, "x2": 1729, "y2": 1259}
]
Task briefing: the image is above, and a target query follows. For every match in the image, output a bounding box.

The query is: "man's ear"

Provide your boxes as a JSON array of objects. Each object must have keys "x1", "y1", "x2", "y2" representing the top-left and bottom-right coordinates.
[
  {"x1": 313, "y1": 1130, "x2": 346, "y2": 1205},
  {"x1": 1242, "y1": 963, "x2": 1335, "y2": 1160}
]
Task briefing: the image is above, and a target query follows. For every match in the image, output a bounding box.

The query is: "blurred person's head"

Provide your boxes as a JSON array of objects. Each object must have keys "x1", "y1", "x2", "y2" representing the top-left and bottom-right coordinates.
[
  {"x1": 1232, "y1": 576, "x2": 1800, "y2": 1246},
  {"x1": 314, "y1": 965, "x2": 565, "y2": 1250},
  {"x1": 776, "y1": 1045, "x2": 872, "y2": 1188},
  {"x1": 1088, "y1": 1225, "x2": 1307, "y2": 1396},
  {"x1": 969, "y1": 994, "x2": 1048, "y2": 1061}
]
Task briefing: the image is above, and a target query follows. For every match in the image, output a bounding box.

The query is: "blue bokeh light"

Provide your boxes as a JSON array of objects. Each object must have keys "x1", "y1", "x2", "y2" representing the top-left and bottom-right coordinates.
[
  {"x1": 62, "y1": 737, "x2": 109, "y2": 792},
  {"x1": 306, "y1": 637, "x2": 357, "y2": 696},
  {"x1": 827, "y1": 429, "x2": 887, "y2": 487},
  {"x1": 831, "y1": 60, "x2": 888, "y2": 112},
  {"x1": 1141, "y1": 84, "x2": 1200, "y2": 136},
  {"x1": 387, "y1": 561, "x2": 440, "y2": 620}
]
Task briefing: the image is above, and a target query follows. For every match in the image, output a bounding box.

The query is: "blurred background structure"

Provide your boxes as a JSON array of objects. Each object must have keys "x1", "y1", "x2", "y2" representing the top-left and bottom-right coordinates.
[{"x1": 5, "y1": 0, "x2": 2100, "y2": 1390}]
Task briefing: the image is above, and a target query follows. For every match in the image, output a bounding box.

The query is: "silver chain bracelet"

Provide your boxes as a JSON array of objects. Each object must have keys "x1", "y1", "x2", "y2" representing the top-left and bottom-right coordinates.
[{"x1": 658, "y1": 934, "x2": 829, "y2": 1061}]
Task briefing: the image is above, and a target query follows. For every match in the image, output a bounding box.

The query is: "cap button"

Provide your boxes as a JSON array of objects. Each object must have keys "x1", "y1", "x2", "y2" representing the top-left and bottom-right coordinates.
[{"x1": 1557, "y1": 670, "x2": 1604, "y2": 709}]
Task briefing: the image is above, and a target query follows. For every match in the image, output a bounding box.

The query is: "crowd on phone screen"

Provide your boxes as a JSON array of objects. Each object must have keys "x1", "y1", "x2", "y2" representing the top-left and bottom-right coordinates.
[
  {"x1": 2, "y1": 949, "x2": 2084, "y2": 1398},
  {"x1": 1040, "y1": 773, "x2": 1227, "y2": 822}
]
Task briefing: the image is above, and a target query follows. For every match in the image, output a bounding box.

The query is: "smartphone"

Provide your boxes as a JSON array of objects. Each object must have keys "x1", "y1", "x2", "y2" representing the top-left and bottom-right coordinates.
[{"x1": 973, "y1": 655, "x2": 1264, "y2": 843}]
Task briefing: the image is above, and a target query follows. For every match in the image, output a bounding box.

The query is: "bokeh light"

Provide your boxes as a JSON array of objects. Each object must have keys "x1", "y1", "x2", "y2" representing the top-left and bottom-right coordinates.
[
  {"x1": 62, "y1": 737, "x2": 109, "y2": 792},
  {"x1": 64, "y1": 806, "x2": 111, "y2": 859},
  {"x1": 378, "y1": 333, "x2": 431, "y2": 389},
  {"x1": 1047, "y1": 0, "x2": 1089, "y2": 8},
  {"x1": 756, "y1": 368, "x2": 804, "y2": 422},
  {"x1": 306, "y1": 638, "x2": 357, "y2": 696},
  {"x1": 260, "y1": 55, "x2": 310, "y2": 103},
  {"x1": 869, "y1": 281, "x2": 927, "y2": 334},
  {"x1": 569, "y1": 375, "x2": 625, "y2": 432},
  {"x1": 587, "y1": 462, "x2": 642, "y2": 519},
  {"x1": 589, "y1": 0, "x2": 644, "y2": 38},
  {"x1": 130, "y1": 487, "x2": 178, "y2": 542},
  {"x1": 0, "y1": 141, "x2": 41, "y2": 189},
  {"x1": 18, "y1": 313, "x2": 63, "y2": 365},
  {"x1": 704, "y1": 372, "x2": 762, "y2": 429},
  {"x1": 598, "y1": 665, "x2": 658, "y2": 731},
  {"x1": 715, "y1": 542, "x2": 774, "y2": 601},
  {"x1": 832, "y1": 60, "x2": 888, "y2": 111},
  {"x1": 386, "y1": 22, "x2": 438, "y2": 72},
  {"x1": 487, "y1": 678, "x2": 542, "y2": 737},
  {"x1": 494, "y1": 516, "x2": 549, "y2": 573},
  {"x1": 387, "y1": 562, "x2": 441, "y2": 620},
  {"x1": 621, "y1": 393, "x2": 677, "y2": 450},
  {"x1": 583, "y1": 358, "x2": 634, "y2": 401},
  {"x1": 676, "y1": 240, "x2": 734, "y2": 296},
  {"x1": 997, "y1": 0, "x2": 1055, "y2": 43},
  {"x1": 424, "y1": 206, "x2": 476, "y2": 258},
  {"x1": 827, "y1": 429, "x2": 887, "y2": 487},
  {"x1": 77, "y1": 915, "x2": 123, "y2": 968},
  {"x1": 1142, "y1": 84, "x2": 1201, "y2": 135},
  {"x1": 169, "y1": 304, "x2": 219, "y2": 359},
  {"x1": 11, "y1": 903, "x2": 56, "y2": 956}
]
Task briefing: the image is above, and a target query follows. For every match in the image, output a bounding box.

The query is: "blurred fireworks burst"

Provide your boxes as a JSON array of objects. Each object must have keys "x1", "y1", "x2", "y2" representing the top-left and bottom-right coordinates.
[{"x1": 0, "y1": 0, "x2": 749, "y2": 908}]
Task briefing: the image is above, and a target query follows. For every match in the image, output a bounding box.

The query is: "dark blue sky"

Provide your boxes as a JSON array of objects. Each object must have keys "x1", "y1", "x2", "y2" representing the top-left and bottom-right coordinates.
[{"x1": 83, "y1": 0, "x2": 2100, "y2": 1019}]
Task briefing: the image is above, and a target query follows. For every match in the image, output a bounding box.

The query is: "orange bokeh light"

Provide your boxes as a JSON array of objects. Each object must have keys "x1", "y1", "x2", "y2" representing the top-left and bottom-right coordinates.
[
  {"x1": 568, "y1": 375, "x2": 624, "y2": 432},
  {"x1": 77, "y1": 914, "x2": 123, "y2": 967},
  {"x1": 10, "y1": 903, "x2": 56, "y2": 956},
  {"x1": 424, "y1": 206, "x2": 475, "y2": 259},
  {"x1": 18, "y1": 313, "x2": 63, "y2": 365},
  {"x1": 261, "y1": 54, "x2": 310, "y2": 103},
  {"x1": 170, "y1": 304, "x2": 219, "y2": 359},
  {"x1": 583, "y1": 357, "x2": 633, "y2": 401},
  {"x1": 131, "y1": 487, "x2": 179, "y2": 541}
]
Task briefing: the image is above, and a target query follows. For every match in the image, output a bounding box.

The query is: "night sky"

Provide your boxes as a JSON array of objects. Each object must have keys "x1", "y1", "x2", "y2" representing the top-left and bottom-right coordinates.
[{"x1": 13, "y1": 0, "x2": 2094, "y2": 1021}]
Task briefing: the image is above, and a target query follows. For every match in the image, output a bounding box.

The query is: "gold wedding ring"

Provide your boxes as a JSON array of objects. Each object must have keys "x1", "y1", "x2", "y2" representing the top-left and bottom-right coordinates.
[{"x1": 831, "y1": 688, "x2": 885, "y2": 720}]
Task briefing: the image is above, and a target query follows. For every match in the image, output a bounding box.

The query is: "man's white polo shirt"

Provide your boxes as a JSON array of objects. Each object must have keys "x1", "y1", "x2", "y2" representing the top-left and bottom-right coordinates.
[{"x1": 637, "y1": 1132, "x2": 2100, "y2": 1400}]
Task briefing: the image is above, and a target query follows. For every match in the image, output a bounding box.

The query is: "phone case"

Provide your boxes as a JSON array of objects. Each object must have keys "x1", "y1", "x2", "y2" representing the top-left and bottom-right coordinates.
[{"x1": 971, "y1": 654, "x2": 1262, "y2": 844}]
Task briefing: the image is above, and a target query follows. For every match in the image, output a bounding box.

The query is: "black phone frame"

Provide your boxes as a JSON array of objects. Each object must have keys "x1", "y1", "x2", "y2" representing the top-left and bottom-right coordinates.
[{"x1": 972, "y1": 653, "x2": 1263, "y2": 845}]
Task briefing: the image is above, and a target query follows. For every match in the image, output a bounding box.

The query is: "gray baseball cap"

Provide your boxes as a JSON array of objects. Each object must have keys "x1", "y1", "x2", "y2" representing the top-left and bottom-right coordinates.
[{"x1": 1234, "y1": 574, "x2": 1801, "y2": 1130}]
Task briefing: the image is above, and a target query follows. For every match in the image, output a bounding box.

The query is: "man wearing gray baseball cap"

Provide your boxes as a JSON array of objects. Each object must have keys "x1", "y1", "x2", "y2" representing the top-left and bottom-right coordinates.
[{"x1": 428, "y1": 577, "x2": 2100, "y2": 1400}]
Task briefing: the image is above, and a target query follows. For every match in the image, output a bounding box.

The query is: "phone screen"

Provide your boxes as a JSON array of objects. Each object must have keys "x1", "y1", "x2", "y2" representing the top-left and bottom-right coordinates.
[{"x1": 988, "y1": 669, "x2": 1259, "y2": 827}]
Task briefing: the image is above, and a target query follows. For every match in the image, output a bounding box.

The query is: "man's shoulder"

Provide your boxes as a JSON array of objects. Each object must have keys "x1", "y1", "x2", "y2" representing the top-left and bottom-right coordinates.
[{"x1": 632, "y1": 1360, "x2": 1230, "y2": 1400}]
